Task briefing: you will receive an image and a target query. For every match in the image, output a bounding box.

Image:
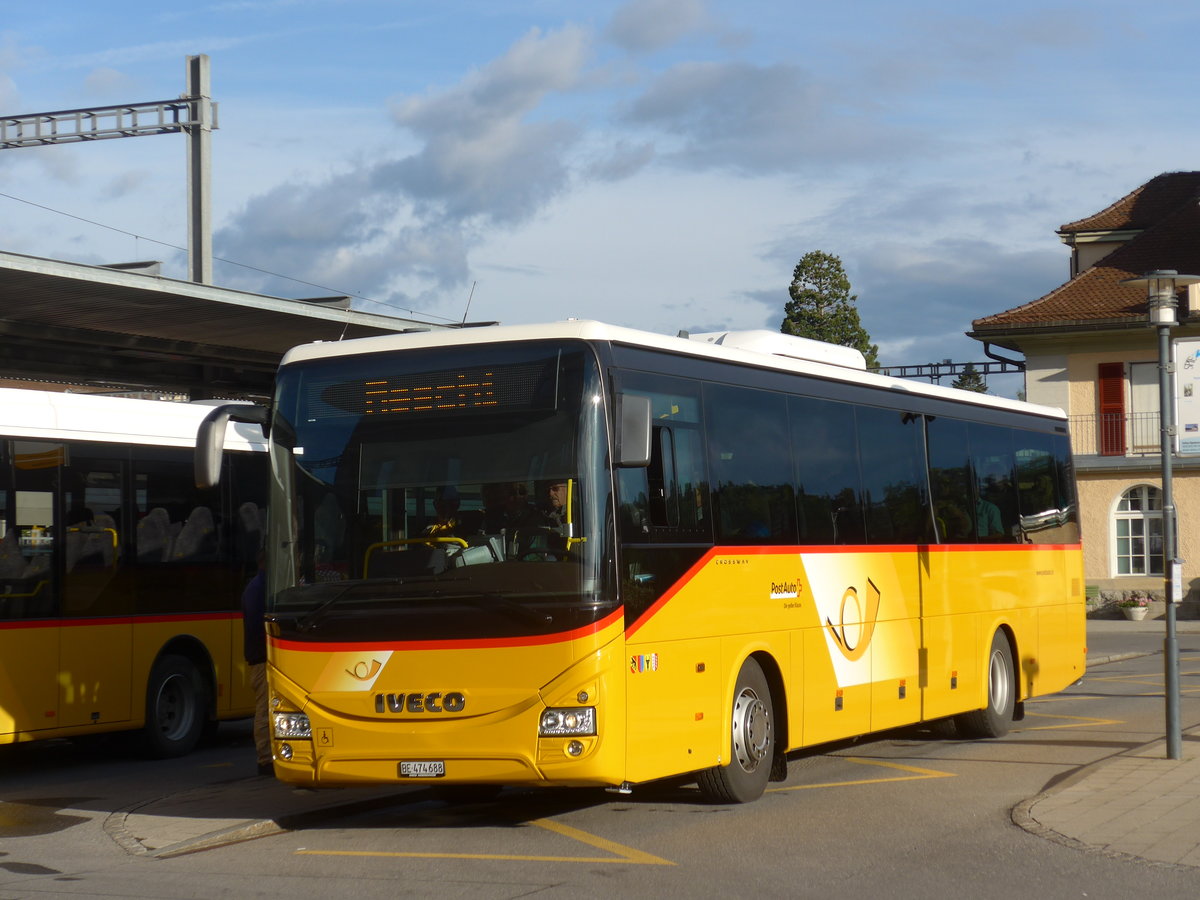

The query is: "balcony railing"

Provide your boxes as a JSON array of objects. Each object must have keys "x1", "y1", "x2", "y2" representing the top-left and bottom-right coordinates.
[{"x1": 1069, "y1": 412, "x2": 1162, "y2": 457}]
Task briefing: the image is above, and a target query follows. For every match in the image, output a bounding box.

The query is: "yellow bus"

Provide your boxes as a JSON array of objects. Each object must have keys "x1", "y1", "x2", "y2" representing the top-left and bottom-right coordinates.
[
  {"x1": 198, "y1": 321, "x2": 1084, "y2": 801},
  {"x1": 0, "y1": 388, "x2": 267, "y2": 756}
]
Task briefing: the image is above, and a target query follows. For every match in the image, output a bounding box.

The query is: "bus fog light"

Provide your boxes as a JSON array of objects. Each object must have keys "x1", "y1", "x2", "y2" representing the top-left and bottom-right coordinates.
[
  {"x1": 279, "y1": 743, "x2": 294, "y2": 760},
  {"x1": 539, "y1": 707, "x2": 596, "y2": 736},
  {"x1": 566, "y1": 740, "x2": 585, "y2": 757},
  {"x1": 273, "y1": 711, "x2": 312, "y2": 740}
]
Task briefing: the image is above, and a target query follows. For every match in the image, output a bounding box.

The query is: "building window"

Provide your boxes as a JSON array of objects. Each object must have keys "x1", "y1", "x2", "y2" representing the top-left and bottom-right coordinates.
[{"x1": 1114, "y1": 485, "x2": 1163, "y2": 576}]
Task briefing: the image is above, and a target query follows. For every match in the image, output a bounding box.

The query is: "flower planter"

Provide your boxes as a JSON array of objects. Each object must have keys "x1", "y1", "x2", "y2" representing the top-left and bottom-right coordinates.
[{"x1": 1122, "y1": 606, "x2": 1149, "y2": 621}]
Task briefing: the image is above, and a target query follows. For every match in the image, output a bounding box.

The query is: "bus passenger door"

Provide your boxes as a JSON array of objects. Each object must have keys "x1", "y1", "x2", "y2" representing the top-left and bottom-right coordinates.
[
  {"x1": 869, "y1": 554, "x2": 923, "y2": 732},
  {"x1": 60, "y1": 451, "x2": 132, "y2": 728}
]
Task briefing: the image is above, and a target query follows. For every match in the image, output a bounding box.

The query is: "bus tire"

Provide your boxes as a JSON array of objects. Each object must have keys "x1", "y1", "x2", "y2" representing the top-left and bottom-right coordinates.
[
  {"x1": 955, "y1": 631, "x2": 1015, "y2": 739},
  {"x1": 143, "y1": 654, "x2": 207, "y2": 758},
  {"x1": 697, "y1": 657, "x2": 774, "y2": 803}
]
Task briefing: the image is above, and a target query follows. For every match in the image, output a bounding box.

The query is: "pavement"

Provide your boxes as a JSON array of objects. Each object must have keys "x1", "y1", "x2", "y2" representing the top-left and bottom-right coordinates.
[{"x1": 108, "y1": 618, "x2": 1200, "y2": 866}]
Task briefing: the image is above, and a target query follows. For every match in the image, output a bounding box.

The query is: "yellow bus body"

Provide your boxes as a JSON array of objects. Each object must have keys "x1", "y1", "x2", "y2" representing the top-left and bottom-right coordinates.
[
  {"x1": 0, "y1": 613, "x2": 253, "y2": 744},
  {"x1": 268, "y1": 542, "x2": 1083, "y2": 789}
]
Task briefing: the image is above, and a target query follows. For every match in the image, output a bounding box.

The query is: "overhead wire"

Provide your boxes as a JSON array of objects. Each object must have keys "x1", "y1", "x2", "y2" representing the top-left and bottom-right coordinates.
[{"x1": 0, "y1": 189, "x2": 460, "y2": 323}]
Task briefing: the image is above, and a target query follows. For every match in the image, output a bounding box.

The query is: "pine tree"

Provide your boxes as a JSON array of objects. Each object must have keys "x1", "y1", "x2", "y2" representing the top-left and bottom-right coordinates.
[
  {"x1": 781, "y1": 251, "x2": 879, "y2": 368},
  {"x1": 952, "y1": 363, "x2": 988, "y2": 393}
]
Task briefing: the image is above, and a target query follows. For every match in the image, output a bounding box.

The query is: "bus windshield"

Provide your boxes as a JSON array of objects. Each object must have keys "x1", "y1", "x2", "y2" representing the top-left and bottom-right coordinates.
[{"x1": 266, "y1": 340, "x2": 613, "y2": 642}]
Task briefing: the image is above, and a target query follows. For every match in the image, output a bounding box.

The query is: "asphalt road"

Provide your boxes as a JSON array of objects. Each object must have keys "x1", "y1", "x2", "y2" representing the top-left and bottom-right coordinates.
[{"x1": 2, "y1": 642, "x2": 1199, "y2": 899}]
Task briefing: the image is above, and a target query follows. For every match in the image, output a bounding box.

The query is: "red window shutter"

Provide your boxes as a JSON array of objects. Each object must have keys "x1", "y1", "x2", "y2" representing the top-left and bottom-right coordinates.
[{"x1": 1098, "y1": 362, "x2": 1125, "y2": 455}]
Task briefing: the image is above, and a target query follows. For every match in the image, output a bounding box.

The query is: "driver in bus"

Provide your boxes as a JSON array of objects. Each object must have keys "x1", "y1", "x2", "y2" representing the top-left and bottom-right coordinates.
[{"x1": 545, "y1": 480, "x2": 568, "y2": 532}]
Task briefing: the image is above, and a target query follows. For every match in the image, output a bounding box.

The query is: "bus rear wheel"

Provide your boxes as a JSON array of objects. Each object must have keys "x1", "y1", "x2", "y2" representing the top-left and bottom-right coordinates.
[
  {"x1": 955, "y1": 631, "x2": 1015, "y2": 739},
  {"x1": 697, "y1": 658, "x2": 774, "y2": 803},
  {"x1": 143, "y1": 654, "x2": 207, "y2": 758}
]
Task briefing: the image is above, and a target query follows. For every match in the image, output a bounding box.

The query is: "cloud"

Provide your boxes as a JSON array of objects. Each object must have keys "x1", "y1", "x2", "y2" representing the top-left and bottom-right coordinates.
[
  {"x1": 606, "y1": 0, "x2": 711, "y2": 54},
  {"x1": 83, "y1": 67, "x2": 140, "y2": 100},
  {"x1": 583, "y1": 140, "x2": 656, "y2": 182},
  {"x1": 213, "y1": 25, "x2": 595, "y2": 310},
  {"x1": 383, "y1": 25, "x2": 590, "y2": 224},
  {"x1": 25, "y1": 38, "x2": 250, "y2": 74},
  {"x1": 623, "y1": 61, "x2": 927, "y2": 174},
  {"x1": 852, "y1": 238, "x2": 1064, "y2": 365},
  {"x1": 0, "y1": 71, "x2": 17, "y2": 112}
]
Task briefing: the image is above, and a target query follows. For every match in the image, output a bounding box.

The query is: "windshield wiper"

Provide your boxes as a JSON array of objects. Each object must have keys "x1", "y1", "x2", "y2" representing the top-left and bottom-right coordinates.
[
  {"x1": 457, "y1": 592, "x2": 554, "y2": 628},
  {"x1": 293, "y1": 584, "x2": 354, "y2": 633},
  {"x1": 287, "y1": 578, "x2": 441, "y2": 632}
]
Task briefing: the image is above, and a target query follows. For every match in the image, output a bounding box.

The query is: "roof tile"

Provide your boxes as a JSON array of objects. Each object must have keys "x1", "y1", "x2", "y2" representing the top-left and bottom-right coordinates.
[{"x1": 975, "y1": 172, "x2": 1200, "y2": 330}]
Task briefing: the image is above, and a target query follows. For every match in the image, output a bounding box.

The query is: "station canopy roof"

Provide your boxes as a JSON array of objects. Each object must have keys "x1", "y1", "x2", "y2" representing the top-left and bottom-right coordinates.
[{"x1": 0, "y1": 250, "x2": 460, "y2": 400}]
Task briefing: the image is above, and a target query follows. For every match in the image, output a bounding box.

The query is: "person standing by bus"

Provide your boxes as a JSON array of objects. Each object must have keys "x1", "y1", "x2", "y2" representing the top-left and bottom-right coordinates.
[{"x1": 241, "y1": 553, "x2": 272, "y2": 775}]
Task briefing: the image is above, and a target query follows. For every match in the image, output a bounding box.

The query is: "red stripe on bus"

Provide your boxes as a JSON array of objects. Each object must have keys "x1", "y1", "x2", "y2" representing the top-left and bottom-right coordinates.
[{"x1": 270, "y1": 606, "x2": 625, "y2": 653}]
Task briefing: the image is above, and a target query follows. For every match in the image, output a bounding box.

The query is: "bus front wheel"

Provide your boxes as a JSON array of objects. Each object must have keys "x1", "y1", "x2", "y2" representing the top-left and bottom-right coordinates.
[
  {"x1": 697, "y1": 657, "x2": 774, "y2": 803},
  {"x1": 143, "y1": 654, "x2": 207, "y2": 758},
  {"x1": 955, "y1": 631, "x2": 1015, "y2": 739}
]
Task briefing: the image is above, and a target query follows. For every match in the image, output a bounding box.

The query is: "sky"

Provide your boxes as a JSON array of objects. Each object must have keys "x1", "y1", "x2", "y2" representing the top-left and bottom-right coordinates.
[{"x1": 2, "y1": 1, "x2": 1199, "y2": 398}]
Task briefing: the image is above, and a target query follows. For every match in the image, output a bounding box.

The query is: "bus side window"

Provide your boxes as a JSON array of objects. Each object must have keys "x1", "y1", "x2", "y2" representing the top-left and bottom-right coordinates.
[
  {"x1": 704, "y1": 383, "x2": 795, "y2": 545},
  {"x1": 63, "y1": 450, "x2": 126, "y2": 616},
  {"x1": 969, "y1": 423, "x2": 1019, "y2": 543},
  {"x1": 648, "y1": 425, "x2": 676, "y2": 527},
  {"x1": 1013, "y1": 430, "x2": 1079, "y2": 544},
  {"x1": 0, "y1": 440, "x2": 61, "y2": 619},
  {"x1": 613, "y1": 377, "x2": 710, "y2": 542},
  {"x1": 617, "y1": 467, "x2": 650, "y2": 538},
  {"x1": 926, "y1": 417, "x2": 975, "y2": 543},
  {"x1": 789, "y1": 395, "x2": 864, "y2": 545},
  {"x1": 856, "y1": 407, "x2": 930, "y2": 544}
]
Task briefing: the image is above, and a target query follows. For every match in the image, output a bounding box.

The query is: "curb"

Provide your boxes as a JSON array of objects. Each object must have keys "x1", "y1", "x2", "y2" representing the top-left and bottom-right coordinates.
[
  {"x1": 105, "y1": 785, "x2": 417, "y2": 859},
  {"x1": 1011, "y1": 736, "x2": 1200, "y2": 872}
]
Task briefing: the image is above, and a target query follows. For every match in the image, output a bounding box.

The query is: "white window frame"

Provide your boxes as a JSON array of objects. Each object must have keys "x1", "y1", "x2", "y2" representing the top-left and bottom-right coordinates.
[{"x1": 1112, "y1": 484, "x2": 1163, "y2": 577}]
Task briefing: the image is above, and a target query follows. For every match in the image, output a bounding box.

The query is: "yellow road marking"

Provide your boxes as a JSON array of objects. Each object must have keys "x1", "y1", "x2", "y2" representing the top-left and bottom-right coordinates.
[
  {"x1": 532, "y1": 818, "x2": 674, "y2": 865},
  {"x1": 296, "y1": 817, "x2": 674, "y2": 866},
  {"x1": 1015, "y1": 711, "x2": 1122, "y2": 731},
  {"x1": 769, "y1": 756, "x2": 954, "y2": 792}
]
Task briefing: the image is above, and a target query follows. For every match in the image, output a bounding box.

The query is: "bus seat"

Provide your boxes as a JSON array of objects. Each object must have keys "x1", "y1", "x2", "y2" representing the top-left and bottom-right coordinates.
[
  {"x1": 65, "y1": 530, "x2": 89, "y2": 571},
  {"x1": 0, "y1": 531, "x2": 26, "y2": 578},
  {"x1": 137, "y1": 507, "x2": 173, "y2": 562},
  {"x1": 238, "y1": 501, "x2": 265, "y2": 556},
  {"x1": 171, "y1": 506, "x2": 216, "y2": 561}
]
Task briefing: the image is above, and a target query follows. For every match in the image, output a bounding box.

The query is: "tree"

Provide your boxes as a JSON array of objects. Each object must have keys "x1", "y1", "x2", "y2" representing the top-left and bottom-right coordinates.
[
  {"x1": 781, "y1": 251, "x2": 879, "y2": 368},
  {"x1": 952, "y1": 363, "x2": 988, "y2": 393}
]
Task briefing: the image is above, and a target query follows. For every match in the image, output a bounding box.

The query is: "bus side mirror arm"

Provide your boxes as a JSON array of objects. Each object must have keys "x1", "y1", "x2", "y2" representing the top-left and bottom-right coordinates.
[
  {"x1": 195, "y1": 404, "x2": 270, "y2": 489},
  {"x1": 617, "y1": 394, "x2": 652, "y2": 468}
]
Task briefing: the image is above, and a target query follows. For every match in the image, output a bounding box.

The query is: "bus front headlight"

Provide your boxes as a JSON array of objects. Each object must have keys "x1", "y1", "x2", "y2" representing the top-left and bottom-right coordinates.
[
  {"x1": 272, "y1": 711, "x2": 312, "y2": 740},
  {"x1": 539, "y1": 707, "x2": 596, "y2": 737}
]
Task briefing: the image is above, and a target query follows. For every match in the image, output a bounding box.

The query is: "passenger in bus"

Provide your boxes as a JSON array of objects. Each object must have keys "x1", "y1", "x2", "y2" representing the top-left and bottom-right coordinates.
[
  {"x1": 976, "y1": 493, "x2": 1004, "y2": 539},
  {"x1": 975, "y1": 461, "x2": 1009, "y2": 540},
  {"x1": 424, "y1": 485, "x2": 461, "y2": 537}
]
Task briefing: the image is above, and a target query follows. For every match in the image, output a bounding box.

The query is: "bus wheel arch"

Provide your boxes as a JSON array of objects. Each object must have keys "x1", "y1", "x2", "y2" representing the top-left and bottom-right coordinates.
[
  {"x1": 697, "y1": 654, "x2": 778, "y2": 803},
  {"x1": 142, "y1": 639, "x2": 214, "y2": 758},
  {"x1": 955, "y1": 627, "x2": 1017, "y2": 739}
]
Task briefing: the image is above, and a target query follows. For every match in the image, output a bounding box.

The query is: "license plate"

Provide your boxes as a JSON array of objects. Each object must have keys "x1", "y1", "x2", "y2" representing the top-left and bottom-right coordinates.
[{"x1": 400, "y1": 760, "x2": 445, "y2": 778}]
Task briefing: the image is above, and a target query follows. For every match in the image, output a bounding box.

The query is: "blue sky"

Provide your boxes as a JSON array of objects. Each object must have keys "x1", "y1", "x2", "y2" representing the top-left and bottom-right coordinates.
[{"x1": 2, "y1": 1, "x2": 1198, "y2": 396}]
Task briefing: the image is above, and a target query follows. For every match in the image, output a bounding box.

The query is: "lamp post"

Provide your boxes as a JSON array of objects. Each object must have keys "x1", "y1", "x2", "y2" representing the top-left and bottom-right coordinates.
[{"x1": 1121, "y1": 269, "x2": 1200, "y2": 760}]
